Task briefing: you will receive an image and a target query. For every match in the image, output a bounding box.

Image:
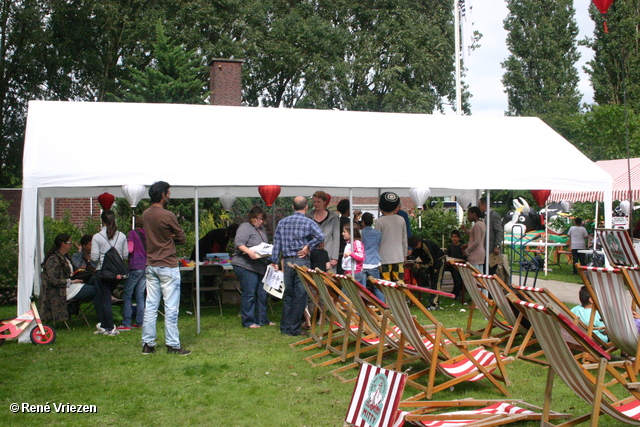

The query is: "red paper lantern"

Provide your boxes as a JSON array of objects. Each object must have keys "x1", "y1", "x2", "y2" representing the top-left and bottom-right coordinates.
[
  {"x1": 325, "y1": 193, "x2": 332, "y2": 206},
  {"x1": 531, "y1": 190, "x2": 551, "y2": 207},
  {"x1": 97, "y1": 192, "x2": 115, "y2": 210},
  {"x1": 592, "y1": 0, "x2": 615, "y2": 32},
  {"x1": 258, "y1": 185, "x2": 281, "y2": 207}
]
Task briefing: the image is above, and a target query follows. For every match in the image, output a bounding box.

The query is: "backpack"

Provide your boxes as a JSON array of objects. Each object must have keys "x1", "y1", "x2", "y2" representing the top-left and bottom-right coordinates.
[{"x1": 96, "y1": 233, "x2": 128, "y2": 283}]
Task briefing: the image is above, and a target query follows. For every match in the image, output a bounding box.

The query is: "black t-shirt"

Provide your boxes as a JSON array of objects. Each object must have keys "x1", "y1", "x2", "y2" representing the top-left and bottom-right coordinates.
[{"x1": 310, "y1": 248, "x2": 330, "y2": 272}]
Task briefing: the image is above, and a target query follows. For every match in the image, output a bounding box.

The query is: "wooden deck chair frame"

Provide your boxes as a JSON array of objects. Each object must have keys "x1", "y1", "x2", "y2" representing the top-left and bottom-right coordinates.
[
  {"x1": 373, "y1": 278, "x2": 513, "y2": 400},
  {"x1": 513, "y1": 284, "x2": 613, "y2": 358},
  {"x1": 289, "y1": 263, "x2": 330, "y2": 351},
  {"x1": 473, "y1": 273, "x2": 545, "y2": 364},
  {"x1": 337, "y1": 274, "x2": 455, "y2": 385},
  {"x1": 454, "y1": 262, "x2": 511, "y2": 340},
  {"x1": 304, "y1": 268, "x2": 379, "y2": 369},
  {"x1": 579, "y1": 266, "x2": 640, "y2": 371},
  {"x1": 508, "y1": 295, "x2": 640, "y2": 427},
  {"x1": 344, "y1": 363, "x2": 569, "y2": 427}
]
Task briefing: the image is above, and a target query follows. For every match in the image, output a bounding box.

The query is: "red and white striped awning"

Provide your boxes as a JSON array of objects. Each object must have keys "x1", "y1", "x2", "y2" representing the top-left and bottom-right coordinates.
[{"x1": 550, "y1": 157, "x2": 640, "y2": 202}]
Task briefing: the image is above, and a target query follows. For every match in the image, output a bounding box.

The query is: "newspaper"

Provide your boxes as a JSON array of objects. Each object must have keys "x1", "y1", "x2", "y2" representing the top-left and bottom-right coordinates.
[
  {"x1": 250, "y1": 242, "x2": 274, "y2": 258},
  {"x1": 262, "y1": 264, "x2": 284, "y2": 299}
]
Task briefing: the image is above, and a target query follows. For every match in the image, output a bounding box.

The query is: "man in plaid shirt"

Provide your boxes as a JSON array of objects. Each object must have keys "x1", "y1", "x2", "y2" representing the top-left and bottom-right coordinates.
[{"x1": 270, "y1": 196, "x2": 324, "y2": 336}]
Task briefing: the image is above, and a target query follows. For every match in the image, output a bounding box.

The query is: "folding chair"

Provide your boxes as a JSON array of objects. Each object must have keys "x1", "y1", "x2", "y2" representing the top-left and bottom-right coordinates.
[
  {"x1": 508, "y1": 296, "x2": 640, "y2": 426},
  {"x1": 304, "y1": 268, "x2": 380, "y2": 368},
  {"x1": 596, "y1": 228, "x2": 640, "y2": 268},
  {"x1": 373, "y1": 278, "x2": 513, "y2": 400},
  {"x1": 454, "y1": 262, "x2": 511, "y2": 340},
  {"x1": 473, "y1": 273, "x2": 544, "y2": 364},
  {"x1": 63, "y1": 299, "x2": 93, "y2": 330},
  {"x1": 580, "y1": 266, "x2": 640, "y2": 371},
  {"x1": 336, "y1": 274, "x2": 454, "y2": 384},
  {"x1": 192, "y1": 264, "x2": 224, "y2": 315},
  {"x1": 513, "y1": 284, "x2": 613, "y2": 356},
  {"x1": 343, "y1": 362, "x2": 569, "y2": 427}
]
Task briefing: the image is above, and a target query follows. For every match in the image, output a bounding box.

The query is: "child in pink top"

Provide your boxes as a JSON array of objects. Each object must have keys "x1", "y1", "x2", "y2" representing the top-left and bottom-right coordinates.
[{"x1": 342, "y1": 224, "x2": 366, "y2": 284}]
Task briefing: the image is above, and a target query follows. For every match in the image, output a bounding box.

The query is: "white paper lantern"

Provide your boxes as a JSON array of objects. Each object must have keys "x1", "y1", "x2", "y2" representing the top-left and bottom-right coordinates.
[
  {"x1": 220, "y1": 193, "x2": 236, "y2": 211},
  {"x1": 456, "y1": 192, "x2": 473, "y2": 210},
  {"x1": 620, "y1": 200, "x2": 631, "y2": 216},
  {"x1": 561, "y1": 200, "x2": 574, "y2": 212},
  {"x1": 409, "y1": 187, "x2": 431, "y2": 209},
  {"x1": 121, "y1": 184, "x2": 146, "y2": 208}
]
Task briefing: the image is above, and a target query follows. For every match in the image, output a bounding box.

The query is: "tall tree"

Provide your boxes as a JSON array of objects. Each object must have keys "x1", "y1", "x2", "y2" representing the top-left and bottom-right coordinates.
[
  {"x1": 502, "y1": 0, "x2": 582, "y2": 117},
  {"x1": 0, "y1": 0, "x2": 49, "y2": 186},
  {"x1": 108, "y1": 23, "x2": 207, "y2": 103},
  {"x1": 584, "y1": 0, "x2": 640, "y2": 111}
]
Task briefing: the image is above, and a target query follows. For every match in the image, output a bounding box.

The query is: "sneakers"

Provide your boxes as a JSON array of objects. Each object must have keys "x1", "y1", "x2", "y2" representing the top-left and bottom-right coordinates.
[
  {"x1": 167, "y1": 346, "x2": 191, "y2": 356},
  {"x1": 116, "y1": 325, "x2": 132, "y2": 331},
  {"x1": 94, "y1": 323, "x2": 119, "y2": 336},
  {"x1": 131, "y1": 324, "x2": 142, "y2": 328},
  {"x1": 142, "y1": 343, "x2": 155, "y2": 354},
  {"x1": 103, "y1": 327, "x2": 119, "y2": 336}
]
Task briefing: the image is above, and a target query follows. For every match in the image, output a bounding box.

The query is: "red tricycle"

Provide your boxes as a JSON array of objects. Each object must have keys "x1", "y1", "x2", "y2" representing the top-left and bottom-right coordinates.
[{"x1": 0, "y1": 301, "x2": 56, "y2": 346}]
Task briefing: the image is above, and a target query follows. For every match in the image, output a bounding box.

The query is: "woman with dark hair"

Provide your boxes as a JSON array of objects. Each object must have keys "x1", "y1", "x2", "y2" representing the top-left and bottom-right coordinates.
[
  {"x1": 462, "y1": 206, "x2": 486, "y2": 272},
  {"x1": 91, "y1": 209, "x2": 128, "y2": 336},
  {"x1": 40, "y1": 233, "x2": 76, "y2": 323},
  {"x1": 231, "y1": 206, "x2": 274, "y2": 328}
]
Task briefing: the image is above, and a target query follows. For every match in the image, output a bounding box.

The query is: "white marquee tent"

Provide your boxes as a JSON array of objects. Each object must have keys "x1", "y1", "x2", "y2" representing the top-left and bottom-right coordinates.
[{"x1": 18, "y1": 101, "x2": 614, "y2": 338}]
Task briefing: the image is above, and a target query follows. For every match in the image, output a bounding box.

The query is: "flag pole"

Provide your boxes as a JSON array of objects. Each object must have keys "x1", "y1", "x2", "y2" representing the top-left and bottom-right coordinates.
[{"x1": 454, "y1": 0, "x2": 462, "y2": 116}]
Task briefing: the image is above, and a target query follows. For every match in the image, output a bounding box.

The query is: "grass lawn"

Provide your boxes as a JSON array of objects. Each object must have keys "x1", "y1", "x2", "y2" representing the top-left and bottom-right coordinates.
[{"x1": 0, "y1": 261, "x2": 624, "y2": 427}]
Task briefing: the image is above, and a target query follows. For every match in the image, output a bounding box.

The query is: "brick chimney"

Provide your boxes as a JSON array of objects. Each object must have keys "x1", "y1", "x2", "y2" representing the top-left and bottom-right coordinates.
[{"x1": 208, "y1": 58, "x2": 244, "y2": 106}]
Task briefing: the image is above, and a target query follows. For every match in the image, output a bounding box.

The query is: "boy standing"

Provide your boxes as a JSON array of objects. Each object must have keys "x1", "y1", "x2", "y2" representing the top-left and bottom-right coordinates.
[{"x1": 375, "y1": 192, "x2": 408, "y2": 282}]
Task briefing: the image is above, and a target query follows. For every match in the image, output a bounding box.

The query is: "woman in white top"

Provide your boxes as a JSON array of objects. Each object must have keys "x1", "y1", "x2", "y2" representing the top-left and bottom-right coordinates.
[{"x1": 91, "y1": 209, "x2": 128, "y2": 336}]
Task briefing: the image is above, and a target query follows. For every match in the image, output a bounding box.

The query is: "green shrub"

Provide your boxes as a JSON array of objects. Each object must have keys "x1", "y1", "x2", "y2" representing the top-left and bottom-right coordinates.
[
  {"x1": 0, "y1": 196, "x2": 19, "y2": 306},
  {"x1": 410, "y1": 200, "x2": 460, "y2": 246}
]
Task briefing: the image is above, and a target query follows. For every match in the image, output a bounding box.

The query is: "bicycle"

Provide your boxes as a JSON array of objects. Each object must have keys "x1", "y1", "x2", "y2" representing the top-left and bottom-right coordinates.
[{"x1": 0, "y1": 301, "x2": 56, "y2": 346}]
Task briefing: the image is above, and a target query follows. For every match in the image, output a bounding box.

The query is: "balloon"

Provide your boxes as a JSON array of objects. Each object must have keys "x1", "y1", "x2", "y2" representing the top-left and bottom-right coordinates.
[
  {"x1": 620, "y1": 200, "x2": 631, "y2": 215},
  {"x1": 121, "y1": 184, "x2": 146, "y2": 208},
  {"x1": 456, "y1": 192, "x2": 473, "y2": 210},
  {"x1": 409, "y1": 187, "x2": 430, "y2": 209},
  {"x1": 97, "y1": 192, "x2": 115, "y2": 210},
  {"x1": 220, "y1": 193, "x2": 236, "y2": 211},
  {"x1": 592, "y1": 0, "x2": 614, "y2": 14},
  {"x1": 561, "y1": 201, "x2": 574, "y2": 212},
  {"x1": 258, "y1": 185, "x2": 281, "y2": 207},
  {"x1": 531, "y1": 190, "x2": 551, "y2": 207}
]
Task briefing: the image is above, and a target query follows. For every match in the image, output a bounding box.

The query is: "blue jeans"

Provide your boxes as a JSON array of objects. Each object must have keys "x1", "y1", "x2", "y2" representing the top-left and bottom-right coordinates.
[
  {"x1": 281, "y1": 258, "x2": 310, "y2": 336},
  {"x1": 363, "y1": 267, "x2": 385, "y2": 303},
  {"x1": 122, "y1": 269, "x2": 146, "y2": 327},
  {"x1": 69, "y1": 276, "x2": 102, "y2": 319},
  {"x1": 142, "y1": 266, "x2": 181, "y2": 348},
  {"x1": 234, "y1": 266, "x2": 270, "y2": 327}
]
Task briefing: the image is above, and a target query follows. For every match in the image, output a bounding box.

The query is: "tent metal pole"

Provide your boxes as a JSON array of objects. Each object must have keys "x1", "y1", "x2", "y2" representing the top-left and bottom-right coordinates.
[
  {"x1": 485, "y1": 190, "x2": 491, "y2": 273},
  {"x1": 349, "y1": 188, "x2": 354, "y2": 274},
  {"x1": 195, "y1": 187, "x2": 201, "y2": 334}
]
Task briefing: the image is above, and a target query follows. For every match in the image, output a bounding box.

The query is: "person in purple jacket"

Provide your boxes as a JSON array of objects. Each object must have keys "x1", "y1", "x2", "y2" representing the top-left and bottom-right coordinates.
[{"x1": 117, "y1": 216, "x2": 146, "y2": 331}]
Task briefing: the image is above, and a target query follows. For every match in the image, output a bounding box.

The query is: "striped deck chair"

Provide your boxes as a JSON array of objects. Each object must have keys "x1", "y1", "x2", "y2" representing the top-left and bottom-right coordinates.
[
  {"x1": 289, "y1": 263, "x2": 330, "y2": 351},
  {"x1": 337, "y1": 274, "x2": 456, "y2": 386},
  {"x1": 373, "y1": 278, "x2": 513, "y2": 400},
  {"x1": 454, "y1": 262, "x2": 511, "y2": 340},
  {"x1": 508, "y1": 296, "x2": 640, "y2": 426},
  {"x1": 344, "y1": 363, "x2": 569, "y2": 427},
  {"x1": 596, "y1": 228, "x2": 640, "y2": 268},
  {"x1": 514, "y1": 285, "x2": 613, "y2": 357},
  {"x1": 580, "y1": 266, "x2": 640, "y2": 371},
  {"x1": 304, "y1": 268, "x2": 380, "y2": 368},
  {"x1": 473, "y1": 274, "x2": 545, "y2": 364}
]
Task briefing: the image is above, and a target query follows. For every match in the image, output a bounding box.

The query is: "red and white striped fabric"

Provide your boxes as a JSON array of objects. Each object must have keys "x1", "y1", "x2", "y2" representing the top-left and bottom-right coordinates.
[
  {"x1": 596, "y1": 229, "x2": 640, "y2": 268},
  {"x1": 345, "y1": 363, "x2": 407, "y2": 427},
  {"x1": 615, "y1": 399, "x2": 640, "y2": 419},
  {"x1": 440, "y1": 347, "x2": 502, "y2": 382},
  {"x1": 397, "y1": 402, "x2": 538, "y2": 427},
  {"x1": 549, "y1": 157, "x2": 640, "y2": 202}
]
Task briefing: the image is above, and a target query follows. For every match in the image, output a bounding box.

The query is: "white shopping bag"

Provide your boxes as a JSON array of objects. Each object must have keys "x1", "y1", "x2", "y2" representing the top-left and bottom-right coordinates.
[{"x1": 262, "y1": 264, "x2": 284, "y2": 299}]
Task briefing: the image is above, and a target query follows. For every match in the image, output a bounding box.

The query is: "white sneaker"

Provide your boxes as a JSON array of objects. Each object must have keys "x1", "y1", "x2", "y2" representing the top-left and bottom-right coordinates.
[
  {"x1": 103, "y1": 327, "x2": 119, "y2": 336},
  {"x1": 94, "y1": 323, "x2": 106, "y2": 335}
]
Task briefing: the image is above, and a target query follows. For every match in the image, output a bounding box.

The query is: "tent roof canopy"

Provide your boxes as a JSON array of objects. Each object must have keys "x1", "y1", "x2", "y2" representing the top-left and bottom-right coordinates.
[
  {"x1": 550, "y1": 157, "x2": 640, "y2": 203},
  {"x1": 23, "y1": 101, "x2": 612, "y2": 199}
]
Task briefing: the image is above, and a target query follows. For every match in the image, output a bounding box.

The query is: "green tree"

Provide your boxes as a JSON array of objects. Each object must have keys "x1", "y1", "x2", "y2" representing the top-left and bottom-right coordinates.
[
  {"x1": 502, "y1": 0, "x2": 582, "y2": 117},
  {"x1": 109, "y1": 23, "x2": 207, "y2": 103},
  {"x1": 584, "y1": 0, "x2": 640, "y2": 111}
]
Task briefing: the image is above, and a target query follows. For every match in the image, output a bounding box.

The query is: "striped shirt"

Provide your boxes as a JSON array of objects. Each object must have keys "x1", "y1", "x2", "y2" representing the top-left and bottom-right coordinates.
[{"x1": 270, "y1": 212, "x2": 325, "y2": 263}]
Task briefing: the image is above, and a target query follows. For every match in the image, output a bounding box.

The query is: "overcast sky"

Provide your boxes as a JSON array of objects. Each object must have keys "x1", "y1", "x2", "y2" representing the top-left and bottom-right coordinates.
[{"x1": 461, "y1": 0, "x2": 596, "y2": 116}]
